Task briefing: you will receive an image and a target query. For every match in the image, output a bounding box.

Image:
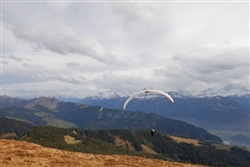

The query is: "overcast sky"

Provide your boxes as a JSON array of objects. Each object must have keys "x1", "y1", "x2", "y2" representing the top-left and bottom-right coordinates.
[{"x1": 1, "y1": 1, "x2": 249, "y2": 98}]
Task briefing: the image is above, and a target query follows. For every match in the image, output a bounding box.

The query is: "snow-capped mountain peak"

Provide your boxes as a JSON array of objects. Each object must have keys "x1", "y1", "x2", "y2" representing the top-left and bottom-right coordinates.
[
  {"x1": 197, "y1": 84, "x2": 250, "y2": 97},
  {"x1": 169, "y1": 89, "x2": 193, "y2": 98},
  {"x1": 87, "y1": 84, "x2": 249, "y2": 100},
  {"x1": 91, "y1": 90, "x2": 126, "y2": 99}
]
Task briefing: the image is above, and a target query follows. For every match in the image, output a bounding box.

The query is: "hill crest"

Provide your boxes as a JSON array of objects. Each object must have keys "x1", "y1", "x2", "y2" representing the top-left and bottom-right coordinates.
[{"x1": 0, "y1": 139, "x2": 207, "y2": 167}]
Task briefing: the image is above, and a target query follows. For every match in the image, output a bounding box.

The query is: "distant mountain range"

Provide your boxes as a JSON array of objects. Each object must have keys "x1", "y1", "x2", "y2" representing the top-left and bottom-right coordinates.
[
  {"x1": 79, "y1": 84, "x2": 250, "y2": 99},
  {"x1": 1, "y1": 84, "x2": 249, "y2": 146},
  {"x1": 79, "y1": 86, "x2": 250, "y2": 131},
  {"x1": 79, "y1": 95, "x2": 249, "y2": 131},
  {"x1": 0, "y1": 95, "x2": 222, "y2": 143},
  {"x1": 76, "y1": 84, "x2": 249, "y2": 147},
  {"x1": 197, "y1": 84, "x2": 250, "y2": 97}
]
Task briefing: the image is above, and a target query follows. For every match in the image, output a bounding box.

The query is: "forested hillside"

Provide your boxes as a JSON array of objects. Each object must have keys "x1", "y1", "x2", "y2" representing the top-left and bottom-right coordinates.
[
  {"x1": 0, "y1": 117, "x2": 34, "y2": 137},
  {"x1": 1, "y1": 118, "x2": 249, "y2": 167},
  {"x1": 20, "y1": 126, "x2": 250, "y2": 167}
]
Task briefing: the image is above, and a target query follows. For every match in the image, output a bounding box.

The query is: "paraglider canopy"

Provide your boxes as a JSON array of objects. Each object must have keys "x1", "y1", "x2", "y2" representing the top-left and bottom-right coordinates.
[{"x1": 123, "y1": 89, "x2": 174, "y2": 110}]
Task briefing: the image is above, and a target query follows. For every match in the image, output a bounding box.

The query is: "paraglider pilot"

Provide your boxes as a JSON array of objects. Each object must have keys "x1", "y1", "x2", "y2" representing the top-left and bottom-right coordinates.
[{"x1": 150, "y1": 128, "x2": 155, "y2": 136}]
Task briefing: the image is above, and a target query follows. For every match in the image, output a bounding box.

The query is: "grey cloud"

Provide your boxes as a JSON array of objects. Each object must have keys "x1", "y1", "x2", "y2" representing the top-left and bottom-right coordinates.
[
  {"x1": 22, "y1": 62, "x2": 29, "y2": 67},
  {"x1": 155, "y1": 66, "x2": 186, "y2": 78},
  {"x1": 156, "y1": 45, "x2": 249, "y2": 89},
  {"x1": 111, "y1": 3, "x2": 157, "y2": 33},
  {"x1": 93, "y1": 71, "x2": 155, "y2": 93},
  {"x1": 173, "y1": 46, "x2": 249, "y2": 74},
  {"x1": 2, "y1": 73, "x2": 41, "y2": 85},
  {"x1": 3, "y1": 69, "x2": 58, "y2": 86},
  {"x1": 3, "y1": 3, "x2": 120, "y2": 65},
  {"x1": 9, "y1": 55, "x2": 22, "y2": 62},
  {"x1": 57, "y1": 74, "x2": 88, "y2": 84},
  {"x1": 2, "y1": 60, "x2": 9, "y2": 65},
  {"x1": 2, "y1": 2, "x2": 248, "y2": 97},
  {"x1": 10, "y1": 25, "x2": 119, "y2": 65},
  {"x1": 3, "y1": 54, "x2": 32, "y2": 65},
  {"x1": 66, "y1": 62, "x2": 80, "y2": 68},
  {"x1": 24, "y1": 58, "x2": 31, "y2": 62}
]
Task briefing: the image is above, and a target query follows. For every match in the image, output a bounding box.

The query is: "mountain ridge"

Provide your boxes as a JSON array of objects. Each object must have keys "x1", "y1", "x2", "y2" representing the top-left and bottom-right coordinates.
[
  {"x1": 0, "y1": 96, "x2": 222, "y2": 143},
  {"x1": 1, "y1": 92, "x2": 249, "y2": 146},
  {"x1": 81, "y1": 84, "x2": 250, "y2": 99}
]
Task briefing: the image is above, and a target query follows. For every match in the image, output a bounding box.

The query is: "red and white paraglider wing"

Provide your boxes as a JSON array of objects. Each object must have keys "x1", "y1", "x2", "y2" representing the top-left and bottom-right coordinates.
[
  {"x1": 147, "y1": 90, "x2": 174, "y2": 103},
  {"x1": 123, "y1": 90, "x2": 174, "y2": 110},
  {"x1": 123, "y1": 90, "x2": 145, "y2": 110}
]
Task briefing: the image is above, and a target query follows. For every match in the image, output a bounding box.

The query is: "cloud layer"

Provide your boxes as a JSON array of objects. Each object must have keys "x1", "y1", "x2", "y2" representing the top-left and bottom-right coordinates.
[{"x1": 2, "y1": 2, "x2": 249, "y2": 98}]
